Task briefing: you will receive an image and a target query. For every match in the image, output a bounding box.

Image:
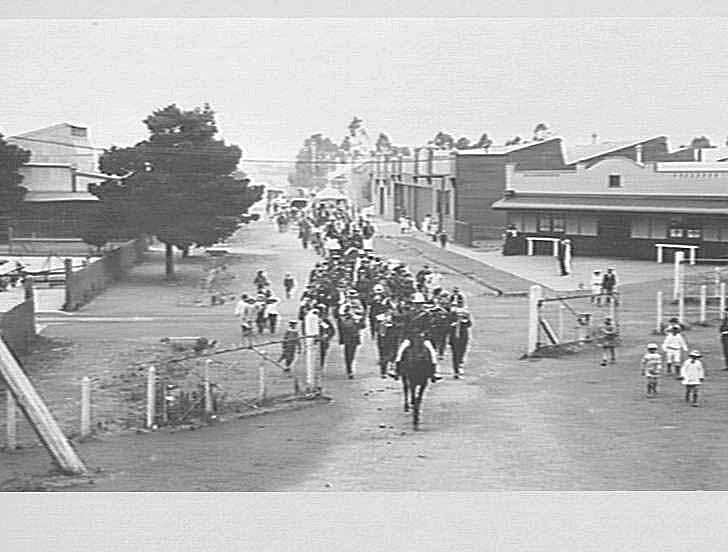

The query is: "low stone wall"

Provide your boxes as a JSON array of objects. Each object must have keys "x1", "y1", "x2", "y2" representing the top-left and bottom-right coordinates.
[
  {"x1": 63, "y1": 236, "x2": 149, "y2": 311},
  {"x1": 0, "y1": 298, "x2": 36, "y2": 357}
]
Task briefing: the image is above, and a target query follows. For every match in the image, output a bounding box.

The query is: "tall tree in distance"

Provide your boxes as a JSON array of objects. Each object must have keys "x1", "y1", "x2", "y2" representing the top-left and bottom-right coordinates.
[
  {"x1": 533, "y1": 122, "x2": 550, "y2": 141},
  {"x1": 690, "y1": 136, "x2": 713, "y2": 149},
  {"x1": 431, "y1": 131, "x2": 455, "y2": 150},
  {"x1": 0, "y1": 133, "x2": 31, "y2": 219},
  {"x1": 455, "y1": 137, "x2": 471, "y2": 150},
  {"x1": 505, "y1": 136, "x2": 522, "y2": 146},
  {"x1": 91, "y1": 103, "x2": 262, "y2": 279}
]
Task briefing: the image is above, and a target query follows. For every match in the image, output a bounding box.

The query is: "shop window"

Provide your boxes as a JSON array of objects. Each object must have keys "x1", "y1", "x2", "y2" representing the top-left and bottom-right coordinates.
[
  {"x1": 668, "y1": 228, "x2": 684, "y2": 238},
  {"x1": 608, "y1": 174, "x2": 622, "y2": 188},
  {"x1": 552, "y1": 217, "x2": 565, "y2": 233}
]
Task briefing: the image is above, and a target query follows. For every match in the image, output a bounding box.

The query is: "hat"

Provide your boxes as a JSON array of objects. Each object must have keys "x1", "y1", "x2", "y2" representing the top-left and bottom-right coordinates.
[
  {"x1": 689, "y1": 349, "x2": 702, "y2": 358},
  {"x1": 347, "y1": 289, "x2": 358, "y2": 296},
  {"x1": 288, "y1": 320, "x2": 298, "y2": 326},
  {"x1": 647, "y1": 343, "x2": 658, "y2": 350}
]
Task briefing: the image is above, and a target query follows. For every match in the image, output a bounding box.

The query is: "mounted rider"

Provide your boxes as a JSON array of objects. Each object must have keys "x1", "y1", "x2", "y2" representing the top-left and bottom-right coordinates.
[{"x1": 394, "y1": 330, "x2": 442, "y2": 383}]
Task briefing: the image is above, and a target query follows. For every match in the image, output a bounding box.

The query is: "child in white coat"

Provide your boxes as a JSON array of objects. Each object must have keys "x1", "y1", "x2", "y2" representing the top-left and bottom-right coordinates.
[{"x1": 681, "y1": 350, "x2": 705, "y2": 407}]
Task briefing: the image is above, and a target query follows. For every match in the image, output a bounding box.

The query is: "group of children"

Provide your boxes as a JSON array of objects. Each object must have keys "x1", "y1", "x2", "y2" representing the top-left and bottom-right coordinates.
[{"x1": 641, "y1": 320, "x2": 705, "y2": 405}]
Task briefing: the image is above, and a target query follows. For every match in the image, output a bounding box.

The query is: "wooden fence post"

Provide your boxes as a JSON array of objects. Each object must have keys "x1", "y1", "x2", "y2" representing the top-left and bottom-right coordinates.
[
  {"x1": 721, "y1": 282, "x2": 726, "y2": 316},
  {"x1": 80, "y1": 376, "x2": 91, "y2": 438},
  {"x1": 700, "y1": 285, "x2": 707, "y2": 324},
  {"x1": 527, "y1": 285, "x2": 542, "y2": 355},
  {"x1": 673, "y1": 251, "x2": 684, "y2": 301},
  {"x1": 257, "y1": 363, "x2": 266, "y2": 403},
  {"x1": 204, "y1": 359, "x2": 213, "y2": 418},
  {"x1": 656, "y1": 290, "x2": 663, "y2": 333},
  {"x1": 6, "y1": 389, "x2": 17, "y2": 450},
  {"x1": 678, "y1": 282, "x2": 685, "y2": 324},
  {"x1": 146, "y1": 366, "x2": 156, "y2": 429}
]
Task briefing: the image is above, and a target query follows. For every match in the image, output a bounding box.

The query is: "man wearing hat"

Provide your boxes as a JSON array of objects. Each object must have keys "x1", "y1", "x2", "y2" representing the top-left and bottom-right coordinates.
[
  {"x1": 448, "y1": 306, "x2": 472, "y2": 378},
  {"x1": 278, "y1": 320, "x2": 302, "y2": 372},
  {"x1": 681, "y1": 350, "x2": 705, "y2": 406},
  {"x1": 338, "y1": 310, "x2": 364, "y2": 379}
]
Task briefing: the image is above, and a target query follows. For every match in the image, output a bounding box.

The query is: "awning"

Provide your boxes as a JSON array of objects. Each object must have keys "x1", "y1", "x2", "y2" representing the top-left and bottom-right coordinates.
[
  {"x1": 23, "y1": 191, "x2": 98, "y2": 202},
  {"x1": 492, "y1": 195, "x2": 728, "y2": 216}
]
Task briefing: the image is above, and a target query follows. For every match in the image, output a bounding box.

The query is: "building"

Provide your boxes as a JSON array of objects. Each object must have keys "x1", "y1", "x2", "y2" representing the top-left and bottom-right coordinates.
[
  {"x1": 492, "y1": 156, "x2": 728, "y2": 260},
  {"x1": 3, "y1": 123, "x2": 113, "y2": 242},
  {"x1": 370, "y1": 148, "x2": 456, "y2": 235},
  {"x1": 453, "y1": 136, "x2": 671, "y2": 243}
]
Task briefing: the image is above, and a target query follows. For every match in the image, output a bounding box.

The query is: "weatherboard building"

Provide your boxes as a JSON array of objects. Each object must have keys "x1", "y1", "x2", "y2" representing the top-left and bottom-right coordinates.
[{"x1": 492, "y1": 155, "x2": 728, "y2": 261}]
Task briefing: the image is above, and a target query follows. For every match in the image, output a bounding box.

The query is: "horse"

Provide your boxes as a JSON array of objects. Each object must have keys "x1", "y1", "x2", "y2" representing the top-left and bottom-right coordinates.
[{"x1": 397, "y1": 336, "x2": 434, "y2": 430}]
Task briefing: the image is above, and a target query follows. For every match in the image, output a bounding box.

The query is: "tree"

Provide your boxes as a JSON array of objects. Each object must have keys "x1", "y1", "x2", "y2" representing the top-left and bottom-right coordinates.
[
  {"x1": 455, "y1": 137, "x2": 471, "y2": 150},
  {"x1": 472, "y1": 133, "x2": 493, "y2": 150},
  {"x1": 533, "y1": 123, "x2": 549, "y2": 141},
  {"x1": 0, "y1": 133, "x2": 32, "y2": 218},
  {"x1": 376, "y1": 133, "x2": 393, "y2": 153},
  {"x1": 690, "y1": 136, "x2": 713, "y2": 149},
  {"x1": 505, "y1": 136, "x2": 522, "y2": 146},
  {"x1": 432, "y1": 131, "x2": 455, "y2": 150},
  {"x1": 91, "y1": 103, "x2": 262, "y2": 279}
]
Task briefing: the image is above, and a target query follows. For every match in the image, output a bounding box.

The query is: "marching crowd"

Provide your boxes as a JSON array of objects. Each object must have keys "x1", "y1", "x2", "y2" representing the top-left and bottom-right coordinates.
[{"x1": 234, "y1": 201, "x2": 473, "y2": 382}]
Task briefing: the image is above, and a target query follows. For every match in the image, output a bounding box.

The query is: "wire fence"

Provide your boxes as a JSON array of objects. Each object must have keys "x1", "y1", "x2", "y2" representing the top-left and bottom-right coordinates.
[{"x1": 0, "y1": 334, "x2": 331, "y2": 451}]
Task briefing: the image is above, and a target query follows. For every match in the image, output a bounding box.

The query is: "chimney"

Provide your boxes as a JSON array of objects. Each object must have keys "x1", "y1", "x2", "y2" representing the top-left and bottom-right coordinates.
[
  {"x1": 591, "y1": 133, "x2": 598, "y2": 145},
  {"x1": 635, "y1": 144, "x2": 643, "y2": 164}
]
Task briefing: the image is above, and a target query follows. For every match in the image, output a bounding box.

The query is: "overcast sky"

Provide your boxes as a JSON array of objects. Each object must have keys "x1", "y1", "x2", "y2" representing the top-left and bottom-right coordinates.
[{"x1": 2, "y1": 18, "x2": 728, "y2": 169}]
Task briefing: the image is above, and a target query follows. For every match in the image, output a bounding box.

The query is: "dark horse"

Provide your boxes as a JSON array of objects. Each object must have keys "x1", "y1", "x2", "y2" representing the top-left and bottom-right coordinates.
[{"x1": 397, "y1": 335, "x2": 434, "y2": 430}]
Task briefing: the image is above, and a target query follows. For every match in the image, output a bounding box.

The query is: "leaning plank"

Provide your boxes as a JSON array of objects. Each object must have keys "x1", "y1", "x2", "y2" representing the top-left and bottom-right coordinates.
[{"x1": 0, "y1": 337, "x2": 86, "y2": 475}]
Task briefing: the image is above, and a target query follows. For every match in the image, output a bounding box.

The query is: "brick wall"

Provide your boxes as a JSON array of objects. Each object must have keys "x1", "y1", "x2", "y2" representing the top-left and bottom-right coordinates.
[
  {"x1": 0, "y1": 298, "x2": 36, "y2": 357},
  {"x1": 63, "y1": 236, "x2": 149, "y2": 311}
]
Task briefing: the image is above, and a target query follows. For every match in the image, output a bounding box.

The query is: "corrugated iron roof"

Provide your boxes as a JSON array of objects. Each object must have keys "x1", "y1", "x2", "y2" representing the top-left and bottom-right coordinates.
[
  {"x1": 456, "y1": 137, "x2": 562, "y2": 156},
  {"x1": 24, "y1": 191, "x2": 98, "y2": 202},
  {"x1": 564, "y1": 137, "x2": 665, "y2": 165}
]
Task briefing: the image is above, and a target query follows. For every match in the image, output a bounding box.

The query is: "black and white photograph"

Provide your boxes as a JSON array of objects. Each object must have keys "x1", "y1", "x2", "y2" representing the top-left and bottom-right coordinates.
[{"x1": 3, "y1": 4, "x2": 728, "y2": 518}]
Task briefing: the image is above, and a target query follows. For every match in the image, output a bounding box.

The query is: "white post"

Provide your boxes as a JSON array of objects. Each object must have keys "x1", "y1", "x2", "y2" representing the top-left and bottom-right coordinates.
[
  {"x1": 204, "y1": 359, "x2": 213, "y2": 417},
  {"x1": 552, "y1": 239, "x2": 559, "y2": 257},
  {"x1": 689, "y1": 247, "x2": 696, "y2": 265},
  {"x1": 673, "y1": 251, "x2": 684, "y2": 300},
  {"x1": 527, "y1": 285, "x2": 542, "y2": 355},
  {"x1": 714, "y1": 267, "x2": 721, "y2": 298},
  {"x1": 80, "y1": 376, "x2": 91, "y2": 438},
  {"x1": 304, "y1": 311, "x2": 319, "y2": 391},
  {"x1": 700, "y1": 285, "x2": 707, "y2": 324},
  {"x1": 656, "y1": 290, "x2": 663, "y2": 333},
  {"x1": 558, "y1": 305, "x2": 565, "y2": 341},
  {"x1": 609, "y1": 294, "x2": 616, "y2": 323},
  {"x1": 678, "y1": 282, "x2": 685, "y2": 324},
  {"x1": 146, "y1": 366, "x2": 156, "y2": 429},
  {"x1": 527, "y1": 238, "x2": 534, "y2": 256},
  {"x1": 6, "y1": 389, "x2": 17, "y2": 450},
  {"x1": 257, "y1": 363, "x2": 266, "y2": 403},
  {"x1": 657, "y1": 245, "x2": 663, "y2": 264},
  {"x1": 721, "y1": 282, "x2": 726, "y2": 316}
]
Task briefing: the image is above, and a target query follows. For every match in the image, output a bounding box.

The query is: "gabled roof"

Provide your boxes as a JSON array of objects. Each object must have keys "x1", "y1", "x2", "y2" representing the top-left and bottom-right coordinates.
[
  {"x1": 456, "y1": 137, "x2": 561, "y2": 156},
  {"x1": 564, "y1": 136, "x2": 665, "y2": 165}
]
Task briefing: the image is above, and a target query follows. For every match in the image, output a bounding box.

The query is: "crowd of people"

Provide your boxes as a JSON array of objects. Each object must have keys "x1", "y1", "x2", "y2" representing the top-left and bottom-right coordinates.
[{"x1": 235, "y1": 200, "x2": 473, "y2": 382}]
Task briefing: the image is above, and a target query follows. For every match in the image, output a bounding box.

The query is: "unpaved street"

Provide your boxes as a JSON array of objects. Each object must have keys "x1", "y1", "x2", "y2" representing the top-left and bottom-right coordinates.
[{"x1": 4, "y1": 219, "x2": 728, "y2": 490}]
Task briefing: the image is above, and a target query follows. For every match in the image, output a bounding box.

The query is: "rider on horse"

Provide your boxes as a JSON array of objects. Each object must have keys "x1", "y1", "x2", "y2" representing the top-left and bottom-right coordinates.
[{"x1": 393, "y1": 329, "x2": 442, "y2": 383}]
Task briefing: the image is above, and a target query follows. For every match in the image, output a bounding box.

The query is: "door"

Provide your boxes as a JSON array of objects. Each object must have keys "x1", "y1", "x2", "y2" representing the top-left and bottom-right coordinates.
[{"x1": 598, "y1": 214, "x2": 631, "y2": 256}]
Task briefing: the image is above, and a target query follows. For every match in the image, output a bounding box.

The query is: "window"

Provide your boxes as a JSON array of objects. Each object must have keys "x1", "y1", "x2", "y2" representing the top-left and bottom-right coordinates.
[
  {"x1": 69, "y1": 125, "x2": 87, "y2": 137},
  {"x1": 608, "y1": 174, "x2": 622, "y2": 188},
  {"x1": 668, "y1": 227, "x2": 684, "y2": 238},
  {"x1": 538, "y1": 216, "x2": 551, "y2": 232},
  {"x1": 537, "y1": 214, "x2": 566, "y2": 234},
  {"x1": 687, "y1": 228, "x2": 702, "y2": 239}
]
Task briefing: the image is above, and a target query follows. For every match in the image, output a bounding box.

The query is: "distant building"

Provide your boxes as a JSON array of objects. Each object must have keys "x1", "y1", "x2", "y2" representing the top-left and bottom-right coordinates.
[
  {"x1": 2, "y1": 123, "x2": 115, "y2": 242},
  {"x1": 492, "y1": 157, "x2": 728, "y2": 260},
  {"x1": 453, "y1": 136, "x2": 671, "y2": 244},
  {"x1": 370, "y1": 148, "x2": 456, "y2": 235}
]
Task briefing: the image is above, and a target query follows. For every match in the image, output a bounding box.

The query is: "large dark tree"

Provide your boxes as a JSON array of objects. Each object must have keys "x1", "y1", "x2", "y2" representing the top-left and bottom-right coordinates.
[
  {"x1": 90, "y1": 103, "x2": 262, "y2": 279},
  {"x1": 432, "y1": 131, "x2": 455, "y2": 150},
  {"x1": 0, "y1": 133, "x2": 32, "y2": 217}
]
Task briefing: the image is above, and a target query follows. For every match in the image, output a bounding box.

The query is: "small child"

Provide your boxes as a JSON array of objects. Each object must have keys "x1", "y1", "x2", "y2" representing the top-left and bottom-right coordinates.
[
  {"x1": 641, "y1": 342, "x2": 662, "y2": 398},
  {"x1": 681, "y1": 350, "x2": 705, "y2": 407},
  {"x1": 278, "y1": 320, "x2": 302, "y2": 372},
  {"x1": 283, "y1": 273, "x2": 296, "y2": 299},
  {"x1": 661, "y1": 326, "x2": 688, "y2": 376}
]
